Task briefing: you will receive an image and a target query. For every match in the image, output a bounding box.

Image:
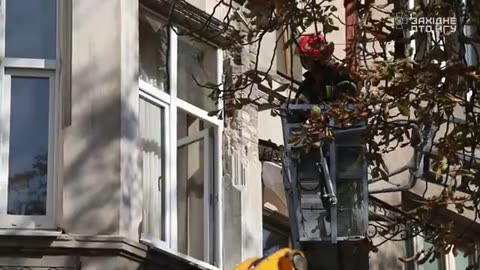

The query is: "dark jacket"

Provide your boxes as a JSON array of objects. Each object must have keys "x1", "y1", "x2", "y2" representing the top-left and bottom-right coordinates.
[{"x1": 295, "y1": 62, "x2": 357, "y2": 104}]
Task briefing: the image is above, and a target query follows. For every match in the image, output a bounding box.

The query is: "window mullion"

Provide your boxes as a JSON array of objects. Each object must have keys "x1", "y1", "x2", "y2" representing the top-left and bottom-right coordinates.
[
  {"x1": 139, "y1": 80, "x2": 171, "y2": 105},
  {"x1": 47, "y1": 72, "x2": 57, "y2": 221},
  {"x1": 0, "y1": 0, "x2": 6, "y2": 220},
  {"x1": 3, "y1": 58, "x2": 57, "y2": 70},
  {"x1": 168, "y1": 26, "x2": 178, "y2": 251},
  {"x1": 0, "y1": 0, "x2": 5, "y2": 59},
  {"x1": 215, "y1": 48, "x2": 224, "y2": 268},
  {"x1": 202, "y1": 130, "x2": 212, "y2": 262},
  {"x1": 0, "y1": 74, "x2": 12, "y2": 218}
]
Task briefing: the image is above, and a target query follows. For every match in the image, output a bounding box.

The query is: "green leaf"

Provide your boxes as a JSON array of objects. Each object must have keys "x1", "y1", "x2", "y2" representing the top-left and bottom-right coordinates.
[
  {"x1": 268, "y1": 93, "x2": 275, "y2": 103},
  {"x1": 283, "y1": 37, "x2": 296, "y2": 50},
  {"x1": 405, "y1": 48, "x2": 412, "y2": 58},
  {"x1": 418, "y1": 250, "x2": 433, "y2": 265},
  {"x1": 274, "y1": 83, "x2": 290, "y2": 93},
  {"x1": 208, "y1": 109, "x2": 220, "y2": 116},
  {"x1": 265, "y1": 74, "x2": 273, "y2": 88},
  {"x1": 244, "y1": 69, "x2": 256, "y2": 77},
  {"x1": 234, "y1": 76, "x2": 244, "y2": 88},
  {"x1": 323, "y1": 22, "x2": 339, "y2": 33},
  {"x1": 397, "y1": 103, "x2": 410, "y2": 117}
]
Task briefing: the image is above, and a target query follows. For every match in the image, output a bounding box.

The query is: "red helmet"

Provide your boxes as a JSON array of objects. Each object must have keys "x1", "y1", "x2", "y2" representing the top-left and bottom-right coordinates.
[{"x1": 295, "y1": 34, "x2": 334, "y2": 65}]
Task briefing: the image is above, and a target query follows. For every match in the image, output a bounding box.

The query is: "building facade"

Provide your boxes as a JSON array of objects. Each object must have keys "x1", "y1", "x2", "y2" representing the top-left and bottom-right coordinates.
[
  {"x1": 0, "y1": 0, "x2": 478, "y2": 270},
  {"x1": 0, "y1": 0, "x2": 265, "y2": 269}
]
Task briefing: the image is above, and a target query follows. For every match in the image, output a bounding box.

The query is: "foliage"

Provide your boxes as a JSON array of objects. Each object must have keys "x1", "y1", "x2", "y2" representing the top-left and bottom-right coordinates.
[{"x1": 165, "y1": 0, "x2": 480, "y2": 266}]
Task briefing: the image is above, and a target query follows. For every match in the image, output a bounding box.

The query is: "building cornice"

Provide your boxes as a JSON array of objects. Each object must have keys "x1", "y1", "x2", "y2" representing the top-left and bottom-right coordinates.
[
  {"x1": 0, "y1": 234, "x2": 207, "y2": 270},
  {"x1": 140, "y1": 0, "x2": 234, "y2": 48}
]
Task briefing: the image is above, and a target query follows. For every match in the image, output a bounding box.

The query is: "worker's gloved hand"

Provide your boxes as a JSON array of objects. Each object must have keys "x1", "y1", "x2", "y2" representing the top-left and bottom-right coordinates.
[
  {"x1": 333, "y1": 80, "x2": 357, "y2": 99},
  {"x1": 294, "y1": 94, "x2": 310, "y2": 104}
]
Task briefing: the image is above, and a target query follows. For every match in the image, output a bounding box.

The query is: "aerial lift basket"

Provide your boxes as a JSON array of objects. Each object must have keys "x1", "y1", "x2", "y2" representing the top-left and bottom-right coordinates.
[{"x1": 280, "y1": 103, "x2": 369, "y2": 247}]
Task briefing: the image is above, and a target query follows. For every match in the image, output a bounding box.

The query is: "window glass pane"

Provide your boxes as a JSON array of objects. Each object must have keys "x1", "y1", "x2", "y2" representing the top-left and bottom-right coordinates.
[
  {"x1": 177, "y1": 39, "x2": 218, "y2": 112},
  {"x1": 423, "y1": 241, "x2": 441, "y2": 270},
  {"x1": 177, "y1": 109, "x2": 215, "y2": 262},
  {"x1": 139, "y1": 11, "x2": 168, "y2": 92},
  {"x1": 455, "y1": 249, "x2": 470, "y2": 270},
  {"x1": 336, "y1": 178, "x2": 366, "y2": 238},
  {"x1": 139, "y1": 97, "x2": 165, "y2": 240},
  {"x1": 263, "y1": 227, "x2": 289, "y2": 256},
  {"x1": 337, "y1": 147, "x2": 364, "y2": 179},
  {"x1": 177, "y1": 139, "x2": 205, "y2": 261},
  {"x1": 177, "y1": 110, "x2": 211, "y2": 139},
  {"x1": 336, "y1": 146, "x2": 367, "y2": 238},
  {"x1": 8, "y1": 77, "x2": 50, "y2": 216},
  {"x1": 5, "y1": 0, "x2": 56, "y2": 59},
  {"x1": 177, "y1": 110, "x2": 215, "y2": 262},
  {"x1": 404, "y1": 238, "x2": 415, "y2": 270}
]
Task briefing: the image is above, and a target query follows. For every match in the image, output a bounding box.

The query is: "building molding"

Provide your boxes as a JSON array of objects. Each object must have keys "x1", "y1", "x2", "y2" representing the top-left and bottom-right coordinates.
[
  {"x1": 139, "y1": 0, "x2": 233, "y2": 48},
  {"x1": 0, "y1": 234, "x2": 209, "y2": 270}
]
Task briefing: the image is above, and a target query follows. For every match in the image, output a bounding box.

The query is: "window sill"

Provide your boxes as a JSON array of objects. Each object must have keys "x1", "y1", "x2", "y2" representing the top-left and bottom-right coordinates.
[
  {"x1": 0, "y1": 229, "x2": 62, "y2": 237},
  {"x1": 140, "y1": 234, "x2": 220, "y2": 270}
]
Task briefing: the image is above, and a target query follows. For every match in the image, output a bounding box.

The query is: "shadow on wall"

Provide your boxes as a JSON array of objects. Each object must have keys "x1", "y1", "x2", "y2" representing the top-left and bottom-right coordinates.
[
  {"x1": 64, "y1": 64, "x2": 141, "y2": 235},
  {"x1": 64, "y1": 0, "x2": 142, "y2": 235},
  {"x1": 369, "y1": 239, "x2": 408, "y2": 270}
]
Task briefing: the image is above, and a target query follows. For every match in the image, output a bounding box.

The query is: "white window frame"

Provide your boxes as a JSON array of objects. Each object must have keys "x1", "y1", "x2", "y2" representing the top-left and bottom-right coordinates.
[
  {"x1": 177, "y1": 128, "x2": 214, "y2": 262},
  {"x1": 138, "y1": 8, "x2": 224, "y2": 268},
  {"x1": 408, "y1": 235, "x2": 478, "y2": 270},
  {"x1": 0, "y1": 0, "x2": 62, "y2": 230},
  {"x1": 139, "y1": 88, "x2": 170, "y2": 245}
]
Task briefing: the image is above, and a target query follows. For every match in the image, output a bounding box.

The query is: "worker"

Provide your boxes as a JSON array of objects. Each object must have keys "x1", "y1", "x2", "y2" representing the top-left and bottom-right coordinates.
[
  {"x1": 294, "y1": 34, "x2": 357, "y2": 104},
  {"x1": 290, "y1": 34, "x2": 358, "y2": 223},
  {"x1": 234, "y1": 248, "x2": 308, "y2": 270}
]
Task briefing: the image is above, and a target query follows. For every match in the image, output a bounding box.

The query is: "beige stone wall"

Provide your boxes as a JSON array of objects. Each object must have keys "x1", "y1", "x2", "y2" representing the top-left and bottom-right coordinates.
[
  {"x1": 304, "y1": 0, "x2": 347, "y2": 59},
  {"x1": 63, "y1": 0, "x2": 142, "y2": 240},
  {"x1": 222, "y1": 36, "x2": 264, "y2": 268},
  {"x1": 370, "y1": 237, "x2": 408, "y2": 270},
  {"x1": 185, "y1": 0, "x2": 233, "y2": 21},
  {"x1": 65, "y1": 0, "x2": 124, "y2": 236}
]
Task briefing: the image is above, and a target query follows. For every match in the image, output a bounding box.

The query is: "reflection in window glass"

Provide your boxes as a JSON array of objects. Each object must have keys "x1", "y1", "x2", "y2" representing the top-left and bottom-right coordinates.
[
  {"x1": 336, "y1": 178, "x2": 366, "y2": 237},
  {"x1": 8, "y1": 77, "x2": 50, "y2": 216},
  {"x1": 177, "y1": 140, "x2": 205, "y2": 261},
  {"x1": 139, "y1": 11, "x2": 168, "y2": 92},
  {"x1": 177, "y1": 39, "x2": 218, "y2": 112},
  {"x1": 336, "y1": 146, "x2": 366, "y2": 238},
  {"x1": 177, "y1": 109, "x2": 211, "y2": 139},
  {"x1": 337, "y1": 147, "x2": 364, "y2": 179},
  {"x1": 176, "y1": 110, "x2": 214, "y2": 263},
  {"x1": 5, "y1": 0, "x2": 56, "y2": 59},
  {"x1": 139, "y1": 97, "x2": 165, "y2": 240}
]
